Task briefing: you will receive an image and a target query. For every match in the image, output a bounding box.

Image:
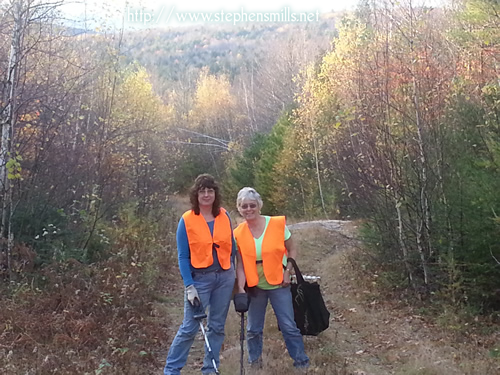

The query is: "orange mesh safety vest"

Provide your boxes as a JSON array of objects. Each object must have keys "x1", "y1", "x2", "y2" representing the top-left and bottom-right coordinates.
[
  {"x1": 183, "y1": 208, "x2": 232, "y2": 269},
  {"x1": 234, "y1": 216, "x2": 286, "y2": 287}
]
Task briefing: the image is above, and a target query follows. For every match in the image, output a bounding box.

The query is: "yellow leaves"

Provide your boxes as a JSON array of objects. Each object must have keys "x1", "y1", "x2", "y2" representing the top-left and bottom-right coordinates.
[
  {"x1": 112, "y1": 66, "x2": 171, "y2": 133},
  {"x1": 193, "y1": 68, "x2": 235, "y2": 116},
  {"x1": 6, "y1": 153, "x2": 23, "y2": 180},
  {"x1": 20, "y1": 113, "x2": 32, "y2": 122},
  {"x1": 189, "y1": 68, "x2": 239, "y2": 138},
  {"x1": 19, "y1": 111, "x2": 40, "y2": 122}
]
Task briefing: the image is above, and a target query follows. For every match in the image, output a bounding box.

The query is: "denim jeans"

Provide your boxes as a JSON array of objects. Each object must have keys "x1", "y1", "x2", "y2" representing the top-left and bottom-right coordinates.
[
  {"x1": 247, "y1": 286, "x2": 309, "y2": 368},
  {"x1": 163, "y1": 267, "x2": 235, "y2": 375}
]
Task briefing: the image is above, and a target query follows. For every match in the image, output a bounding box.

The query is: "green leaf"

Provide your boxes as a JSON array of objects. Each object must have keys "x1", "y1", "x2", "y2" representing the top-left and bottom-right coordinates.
[{"x1": 489, "y1": 348, "x2": 500, "y2": 358}]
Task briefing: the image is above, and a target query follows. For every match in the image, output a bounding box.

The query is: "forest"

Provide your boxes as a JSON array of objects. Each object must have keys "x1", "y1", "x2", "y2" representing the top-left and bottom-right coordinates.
[{"x1": 0, "y1": 0, "x2": 499, "y2": 373}]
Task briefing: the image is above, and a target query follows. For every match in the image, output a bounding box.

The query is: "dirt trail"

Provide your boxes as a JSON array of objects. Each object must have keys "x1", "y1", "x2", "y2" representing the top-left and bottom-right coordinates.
[{"x1": 155, "y1": 220, "x2": 500, "y2": 375}]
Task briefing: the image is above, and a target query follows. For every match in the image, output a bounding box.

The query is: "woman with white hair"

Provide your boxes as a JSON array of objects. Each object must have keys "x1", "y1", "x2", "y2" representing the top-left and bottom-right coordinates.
[{"x1": 234, "y1": 187, "x2": 309, "y2": 370}]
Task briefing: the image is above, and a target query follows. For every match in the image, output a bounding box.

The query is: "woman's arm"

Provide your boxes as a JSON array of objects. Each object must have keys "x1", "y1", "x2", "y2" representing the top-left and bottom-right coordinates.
[
  {"x1": 236, "y1": 251, "x2": 246, "y2": 293},
  {"x1": 282, "y1": 235, "x2": 298, "y2": 287},
  {"x1": 284, "y1": 235, "x2": 298, "y2": 262},
  {"x1": 226, "y1": 211, "x2": 237, "y2": 267},
  {"x1": 177, "y1": 218, "x2": 194, "y2": 287}
]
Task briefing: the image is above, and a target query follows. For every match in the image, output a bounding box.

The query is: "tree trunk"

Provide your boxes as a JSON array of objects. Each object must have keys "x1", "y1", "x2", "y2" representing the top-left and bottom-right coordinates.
[
  {"x1": 1, "y1": 0, "x2": 25, "y2": 280},
  {"x1": 309, "y1": 119, "x2": 328, "y2": 219},
  {"x1": 409, "y1": 0, "x2": 431, "y2": 285},
  {"x1": 396, "y1": 201, "x2": 414, "y2": 287}
]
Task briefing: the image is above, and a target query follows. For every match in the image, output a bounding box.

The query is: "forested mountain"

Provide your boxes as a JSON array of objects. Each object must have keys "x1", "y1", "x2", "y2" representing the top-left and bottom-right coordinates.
[
  {"x1": 122, "y1": 20, "x2": 337, "y2": 82},
  {"x1": 120, "y1": 19, "x2": 337, "y2": 134},
  {"x1": 1, "y1": 0, "x2": 500, "y2": 372}
]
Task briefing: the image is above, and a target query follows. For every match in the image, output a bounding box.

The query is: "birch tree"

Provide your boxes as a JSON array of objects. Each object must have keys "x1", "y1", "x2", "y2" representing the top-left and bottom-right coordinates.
[{"x1": 0, "y1": 0, "x2": 62, "y2": 279}]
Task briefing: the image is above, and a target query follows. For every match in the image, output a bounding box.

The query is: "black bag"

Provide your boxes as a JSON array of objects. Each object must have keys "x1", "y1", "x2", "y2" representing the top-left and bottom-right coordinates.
[{"x1": 288, "y1": 258, "x2": 330, "y2": 336}]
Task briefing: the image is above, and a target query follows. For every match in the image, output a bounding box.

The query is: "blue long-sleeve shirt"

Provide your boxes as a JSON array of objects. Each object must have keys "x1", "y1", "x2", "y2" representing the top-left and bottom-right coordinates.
[{"x1": 177, "y1": 210, "x2": 236, "y2": 287}]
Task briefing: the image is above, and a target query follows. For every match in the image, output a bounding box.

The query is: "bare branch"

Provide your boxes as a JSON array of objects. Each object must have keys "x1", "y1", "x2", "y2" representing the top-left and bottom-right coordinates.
[
  {"x1": 165, "y1": 140, "x2": 230, "y2": 151},
  {"x1": 177, "y1": 128, "x2": 230, "y2": 147},
  {"x1": 490, "y1": 247, "x2": 500, "y2": 266}
]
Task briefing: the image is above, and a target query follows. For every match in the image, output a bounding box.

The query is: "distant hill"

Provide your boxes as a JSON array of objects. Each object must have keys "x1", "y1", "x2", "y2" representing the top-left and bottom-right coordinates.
[{"x1": 121, "y1": 15, "x2": 341, "y2": 84}]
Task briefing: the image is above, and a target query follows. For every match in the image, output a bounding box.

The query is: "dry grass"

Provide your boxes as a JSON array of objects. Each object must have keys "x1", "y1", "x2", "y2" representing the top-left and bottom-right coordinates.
[
  {"x1": 209, "y1": 221, "x2": 499, "y2": 375},
  {"x1": 2, "y1": 219, "x2": 499, "y2": 374},
  {"x1": 0, "y1": 251, "x2": 175, "y2": 375},
  {"x1": 298, "y1": 222, "x2": 500, "y2": 375}
]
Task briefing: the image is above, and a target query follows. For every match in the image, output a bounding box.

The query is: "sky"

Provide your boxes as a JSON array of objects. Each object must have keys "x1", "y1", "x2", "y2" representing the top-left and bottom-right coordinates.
[{"x1": 59, "y1": 0, "x2": 361, "y2": 29}]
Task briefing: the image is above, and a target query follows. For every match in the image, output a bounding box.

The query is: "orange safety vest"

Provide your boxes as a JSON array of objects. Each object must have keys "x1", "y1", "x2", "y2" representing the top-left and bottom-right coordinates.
[
  {"x1": 234, "y1": 216, "x2": 287, "y2": 287},
  {"x1": 182, "y1": 208, "x2": 232, "y2": 269}
]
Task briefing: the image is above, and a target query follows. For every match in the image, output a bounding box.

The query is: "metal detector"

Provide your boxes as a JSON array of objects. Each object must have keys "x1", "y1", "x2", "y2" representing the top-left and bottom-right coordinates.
[
  {"x1": 192, "y1": 298, "x2": 220, "y2": 374},
  {"x1": 233, "y1": 293, "x2": 250, "y2": 375}
]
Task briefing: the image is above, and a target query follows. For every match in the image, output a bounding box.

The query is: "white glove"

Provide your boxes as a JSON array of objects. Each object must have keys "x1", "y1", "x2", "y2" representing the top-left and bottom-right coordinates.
[{"x1": 186, "y1": 284, "x2": 199, "y2": 305}]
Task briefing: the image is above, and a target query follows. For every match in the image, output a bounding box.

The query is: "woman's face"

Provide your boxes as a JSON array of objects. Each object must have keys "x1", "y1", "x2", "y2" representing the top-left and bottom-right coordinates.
[
  {"x1": 198, "y1": 187, "x2": 215, "y2": 208},
  {"x1": 239, "y1": 199, "x2": 259, "y2": 221}
]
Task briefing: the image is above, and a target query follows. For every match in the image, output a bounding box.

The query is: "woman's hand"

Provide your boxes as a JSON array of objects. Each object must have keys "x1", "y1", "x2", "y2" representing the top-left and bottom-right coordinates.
[{"x1": 281, "y1": 269, "x2": 291, "y2": 287}]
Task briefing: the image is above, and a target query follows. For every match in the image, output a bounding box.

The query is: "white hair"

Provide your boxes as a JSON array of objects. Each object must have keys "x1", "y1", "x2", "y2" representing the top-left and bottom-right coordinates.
[{"x1": 236, "y1": 187, "x2": 263, "y2": 210}]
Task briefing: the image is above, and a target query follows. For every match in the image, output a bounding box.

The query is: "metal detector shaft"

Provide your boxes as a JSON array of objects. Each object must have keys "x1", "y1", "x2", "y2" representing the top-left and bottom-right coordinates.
[
  {"x1": 191, "y1": 298, "x2": 220, "y2": 374},
  {"x1": 198, "y1": 320, "x2": 220, "y2": 374},
  {"x1": 240, "y1": 312, "x2": 245, "y2": 375}
]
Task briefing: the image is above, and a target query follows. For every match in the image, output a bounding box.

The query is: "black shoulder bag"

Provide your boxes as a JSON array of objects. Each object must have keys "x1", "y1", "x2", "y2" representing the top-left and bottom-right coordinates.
[{"x1": 288, "y1": 258, "x2": 330, "y2": 336}]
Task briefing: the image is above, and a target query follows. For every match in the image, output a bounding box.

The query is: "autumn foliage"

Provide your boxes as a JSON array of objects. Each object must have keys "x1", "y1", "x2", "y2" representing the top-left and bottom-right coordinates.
[{"x1": 0, "y1": 0, "x2": 499, "y2": 373}]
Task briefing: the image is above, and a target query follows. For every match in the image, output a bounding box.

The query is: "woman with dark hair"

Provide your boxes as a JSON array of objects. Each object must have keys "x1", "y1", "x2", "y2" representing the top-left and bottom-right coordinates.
[{"x1": 164, "y1": 174, "x2": 236, "y2": 375}]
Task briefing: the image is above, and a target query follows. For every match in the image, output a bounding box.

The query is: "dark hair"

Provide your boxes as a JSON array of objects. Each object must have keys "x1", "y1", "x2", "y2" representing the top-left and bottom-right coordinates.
[{"x1": 189, "y1": 174, "x2": 221, "y2": 217}]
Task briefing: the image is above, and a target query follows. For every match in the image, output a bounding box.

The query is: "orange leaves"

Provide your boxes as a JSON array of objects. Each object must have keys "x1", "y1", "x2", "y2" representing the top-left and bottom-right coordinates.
[{"x1": 18, "y1": 110, "x2": 40, "y2": 122}]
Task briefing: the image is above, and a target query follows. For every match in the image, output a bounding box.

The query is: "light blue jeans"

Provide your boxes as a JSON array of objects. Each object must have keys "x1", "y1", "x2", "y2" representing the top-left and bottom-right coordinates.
[
  {"x1": 163, "y1": 267, "x2": 235, "y2": 375},
  {"x1": 247, "y1": 286, "x2": 309, "y2": 368}
]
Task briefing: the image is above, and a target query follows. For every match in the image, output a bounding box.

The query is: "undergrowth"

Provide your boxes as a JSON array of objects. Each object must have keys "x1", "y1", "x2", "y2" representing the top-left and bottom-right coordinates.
[
  {"x1": 345, "y1": 234, "x2": 500, "y2": 364},
  {"x1": 0, "y1": 205, "x2": 178, "y2": 375}
]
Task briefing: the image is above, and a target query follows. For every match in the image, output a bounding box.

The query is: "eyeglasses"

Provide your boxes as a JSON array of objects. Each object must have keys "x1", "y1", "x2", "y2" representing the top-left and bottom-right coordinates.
[
  {"x1": 198, "y1": 188, "x2": 215, "y2": 194},
  {"x1": 241, "y1": 203, "x2": 257, "y2": 209}
]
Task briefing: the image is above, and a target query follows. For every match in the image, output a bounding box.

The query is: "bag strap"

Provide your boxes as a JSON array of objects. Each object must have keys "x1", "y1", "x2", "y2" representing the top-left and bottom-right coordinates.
[{"x1": 287, "y1": 258, "x2": 305, "y2": 284}]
